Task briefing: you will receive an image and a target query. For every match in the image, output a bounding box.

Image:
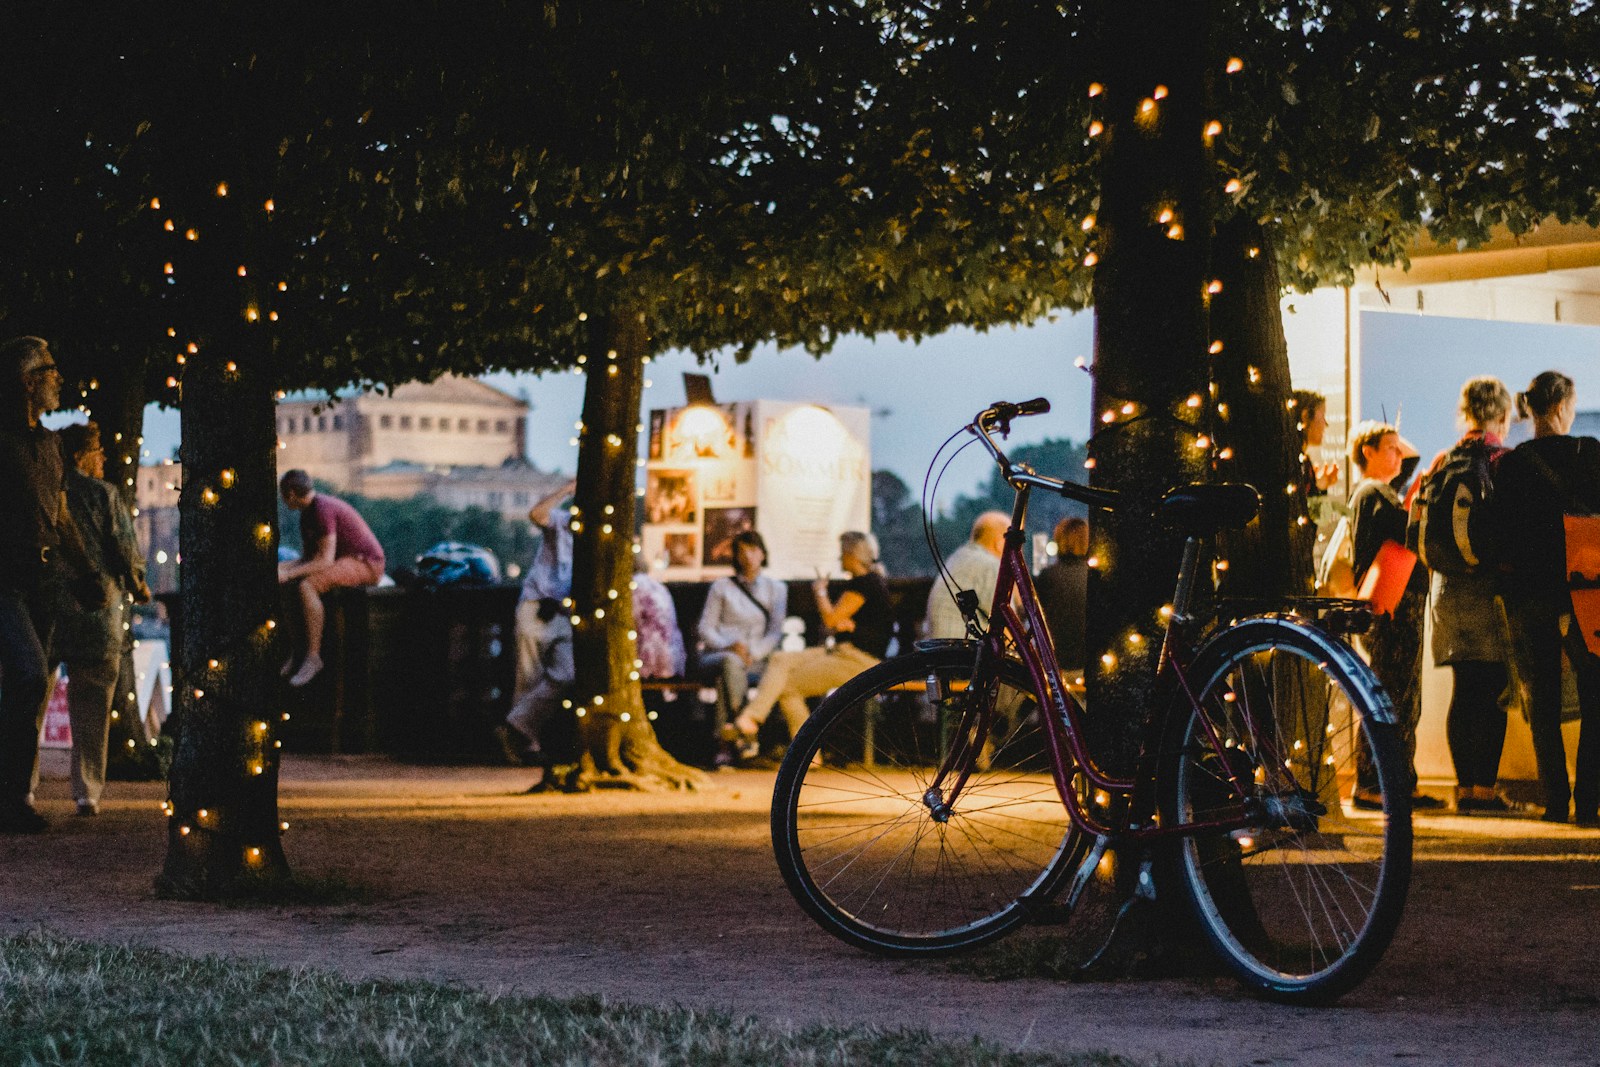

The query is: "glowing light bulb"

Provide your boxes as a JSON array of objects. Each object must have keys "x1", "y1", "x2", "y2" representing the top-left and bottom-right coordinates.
[
  {"x1": 1225, "y1": 178, "x2": 1241, "y2": 193},
  {"x1": 215, "y1": 181, "x2": 229, "y2": 197},
  {"x1": 1209, "y1": 341, "x2": 1224, "y2": 355},
  {"x1": 1083, "y1": 252, "x2": 1099, "y2": 267},
  {"x1": 1226, "y1": 57, "x2": 1244, "y2": 73},
  {"x1": 1087, "y1": 120, "x2": 1104, "y2": 137},
  {"x1": 1088, "y1": 82, "x2": 1103, "y2": 97},
  {"x1": 1205, "y1": 120, "x2": 1222, "y2": 137}
]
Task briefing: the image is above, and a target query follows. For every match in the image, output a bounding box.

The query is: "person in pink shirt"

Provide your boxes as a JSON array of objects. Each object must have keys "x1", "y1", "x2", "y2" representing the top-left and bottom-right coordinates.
[{"x1": 277, "y1": 469, "x2": 386, "y2": 686}]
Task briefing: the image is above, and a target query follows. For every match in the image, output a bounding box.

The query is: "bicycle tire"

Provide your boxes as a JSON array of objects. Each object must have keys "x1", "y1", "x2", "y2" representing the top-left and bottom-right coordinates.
[
  {"x1": 771, "y1": 645, "x2": 1088, "y2": 956},
  {"x1": 1160, "y1": 616, "x2": 1412, "y2": 1004}
]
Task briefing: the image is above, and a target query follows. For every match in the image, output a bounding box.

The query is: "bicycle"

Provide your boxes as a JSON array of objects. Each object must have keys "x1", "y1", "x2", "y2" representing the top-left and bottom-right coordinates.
[{"x1": 770, "y1": 398, "x2": 1412, "y2": 1004}]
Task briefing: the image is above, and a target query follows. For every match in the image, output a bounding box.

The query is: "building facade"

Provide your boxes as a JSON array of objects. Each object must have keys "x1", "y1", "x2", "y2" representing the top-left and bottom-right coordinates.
[{"x1": 275, "y1": 375, "x2": 530, "y2": 494}]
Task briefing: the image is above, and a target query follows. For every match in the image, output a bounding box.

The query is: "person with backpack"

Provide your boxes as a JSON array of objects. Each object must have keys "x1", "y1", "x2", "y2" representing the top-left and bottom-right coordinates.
[
  {"x1": 1412, "y1": 377, "x2": 1514, "y2": 814},
  {"x1": 1493, "y1": 371, "x2": 1600, "y2": 825},
  {"x1": 1347, "y1": 420, "x2": 1441, "y2": 810}
]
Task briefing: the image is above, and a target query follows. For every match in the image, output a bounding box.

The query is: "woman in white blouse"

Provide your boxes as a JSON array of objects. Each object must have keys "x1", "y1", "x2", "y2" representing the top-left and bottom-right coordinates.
[{"x1": 696, "y1": 530, "x2": 786, "y2": 766}]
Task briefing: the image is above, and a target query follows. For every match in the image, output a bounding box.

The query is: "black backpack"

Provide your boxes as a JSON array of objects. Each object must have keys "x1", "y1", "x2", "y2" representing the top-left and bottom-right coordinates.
[{"x1": 1411, "y1": 439, "x2": 1497, "y2": 576}]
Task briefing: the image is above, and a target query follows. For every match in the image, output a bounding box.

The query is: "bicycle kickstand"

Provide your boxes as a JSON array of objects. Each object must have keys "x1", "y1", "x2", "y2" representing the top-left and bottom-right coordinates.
[{"x1": 1075, "y1": 855, "x2": 1157, "y2": 976}]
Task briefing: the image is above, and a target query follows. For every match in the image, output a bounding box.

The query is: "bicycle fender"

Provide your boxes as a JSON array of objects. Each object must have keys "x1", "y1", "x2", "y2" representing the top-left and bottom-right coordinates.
[{"x1": 1195, "y1": 613, "x2": 1399, "y2": 727}]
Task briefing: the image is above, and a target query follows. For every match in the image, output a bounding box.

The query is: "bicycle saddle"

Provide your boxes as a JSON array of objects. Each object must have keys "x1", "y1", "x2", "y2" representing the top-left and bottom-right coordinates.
[{"x1": 1158, "y1": 482, "x2": 1260, "y2": 534}]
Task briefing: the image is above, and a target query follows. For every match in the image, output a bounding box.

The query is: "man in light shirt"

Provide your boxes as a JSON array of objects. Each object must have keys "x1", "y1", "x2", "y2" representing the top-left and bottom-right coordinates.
[{"x1": 923, "y1": 511, "x2": 1008, "y2": 640}]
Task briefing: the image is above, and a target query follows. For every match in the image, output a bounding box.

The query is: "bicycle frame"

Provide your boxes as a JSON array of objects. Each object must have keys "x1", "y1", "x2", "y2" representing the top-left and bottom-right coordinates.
[{"x1": 922, "y1": 429, "x2": 1294, "y2": 845}]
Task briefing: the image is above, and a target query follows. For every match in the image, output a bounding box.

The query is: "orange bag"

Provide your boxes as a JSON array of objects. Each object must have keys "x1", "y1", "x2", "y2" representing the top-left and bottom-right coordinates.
[
  {"x1": 1566, "y1": 515, "x2": 1600, "y2": 658},
  {"x1": 1357, "y1": 540, "x2": 1418, "y2": 618}
]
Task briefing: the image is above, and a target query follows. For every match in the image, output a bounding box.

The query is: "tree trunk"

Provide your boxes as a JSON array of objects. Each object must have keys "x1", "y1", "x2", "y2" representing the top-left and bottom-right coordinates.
[
  {"x1": 566, "y1": 310, "x2": 705, "y2": 791},
  {"x1": 1085, "y1": 0, "x2": 1215, "y2": 776},
  {"x1": 82, "y1": 359, "x2": 149, "y2": 512},
  {"x1": 1210, "y1": 218, "x2": 1311, "y2": 599},
  {"x1": 157, "y1": 180, "x2": 290, "y2": 897}
]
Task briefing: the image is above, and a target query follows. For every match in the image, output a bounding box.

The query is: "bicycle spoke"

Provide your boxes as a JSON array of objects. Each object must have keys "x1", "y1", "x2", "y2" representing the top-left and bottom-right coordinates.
[
  {"x1": 1167, "y1": 627, "x2": 1410, "y2": 1002},
  {"x1": 776, "y1": 650, "x2": 1083, "y2": 952}
]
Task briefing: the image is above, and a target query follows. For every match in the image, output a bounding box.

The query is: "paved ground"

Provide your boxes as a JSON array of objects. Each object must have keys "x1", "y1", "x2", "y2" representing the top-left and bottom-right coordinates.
[{"x1": 5, "y1": 753, "x2": 1599, "y2": 1066}]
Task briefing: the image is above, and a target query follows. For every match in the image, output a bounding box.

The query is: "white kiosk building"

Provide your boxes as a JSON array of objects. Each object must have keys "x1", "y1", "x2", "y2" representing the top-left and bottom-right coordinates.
[{"x1": 1286, "y1": 221, "x2": 1600, "y2": 790}]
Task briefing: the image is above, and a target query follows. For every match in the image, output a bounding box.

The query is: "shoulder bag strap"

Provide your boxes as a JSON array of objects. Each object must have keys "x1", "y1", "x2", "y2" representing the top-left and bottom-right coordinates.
[
  {"x1": 730, "y1": 577, "x2": 772, "y2": 631},
  {"x1": 1521, "y1": 446, "x2": 1588, "y2": 515}
]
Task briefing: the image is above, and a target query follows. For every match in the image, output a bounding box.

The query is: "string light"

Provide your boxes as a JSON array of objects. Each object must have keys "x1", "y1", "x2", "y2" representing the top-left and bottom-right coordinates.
[{"x1": 1226, "y1": 57, "x2": 1244, "y2": 73}]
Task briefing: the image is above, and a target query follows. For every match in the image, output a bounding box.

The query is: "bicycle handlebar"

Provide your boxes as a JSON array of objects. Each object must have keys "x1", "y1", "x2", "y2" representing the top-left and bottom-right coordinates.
[{"x1": 969, "y1": 401, "x2": 1119, "y2": 511}]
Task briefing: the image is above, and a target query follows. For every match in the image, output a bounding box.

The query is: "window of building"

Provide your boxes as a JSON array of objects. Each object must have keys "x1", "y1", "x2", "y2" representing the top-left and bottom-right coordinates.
[
  {"x1": 459, "y1": 418, "x2": 471, "y2": 432},
  {"x1": 419, "y1": 416, "x2": 433, "y2": 431},
  {"x1": 514, "y1": 491, "x2": 529, "y2": 507},
  {"x1": 400, "y1": 416, "x2": 412, "y2": 430},
  {"x1": 477, "y1": 419, "x2": 489, "y2": 433},
  {"x1": 438, "y1": 418, "x2": 450, "y2": 432},
  {"x1": 495, "y1": 420, "x2": 509, "y2": 433},
  {"x1": 332, "y1": 414, "x2": 344, "y2": 431},
  {"x1": 487, "y1": 491, "x2": 503, "y2": 508},
  {"x1": 317, "y1": 416, "x2": 326, "y2": 432},
  {"x1": 303, "y1": 416, "x2": 312, "y2": 432},
  {"x1": 380, "y1": 414, "x2": 393, "y2": 429},
  {"x1": 280, "y1": 418, "x2": 292, "y2": 434}
]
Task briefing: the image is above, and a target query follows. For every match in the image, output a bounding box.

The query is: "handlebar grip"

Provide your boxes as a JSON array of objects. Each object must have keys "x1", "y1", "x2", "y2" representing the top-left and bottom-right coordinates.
[{"x1": 1016, "y1": 397, "x2": 1050, "y2": 416}]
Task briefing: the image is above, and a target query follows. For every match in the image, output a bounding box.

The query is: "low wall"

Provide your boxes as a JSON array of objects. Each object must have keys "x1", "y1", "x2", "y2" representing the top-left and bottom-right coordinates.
[{"x1": 165, "y1": 578, "x2": 938, "y2": 763}]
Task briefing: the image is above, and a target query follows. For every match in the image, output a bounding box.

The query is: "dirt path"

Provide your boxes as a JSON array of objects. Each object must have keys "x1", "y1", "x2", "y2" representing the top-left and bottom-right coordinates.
[{"x1": 6, "y1": 755, "x2": 1599, "y2": 1066}]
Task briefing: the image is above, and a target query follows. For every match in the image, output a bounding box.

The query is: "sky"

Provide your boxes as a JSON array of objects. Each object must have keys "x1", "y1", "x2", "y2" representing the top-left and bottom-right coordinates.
[{"x1": 135, "y1": 305, "x2": 1599, "y2": 502}]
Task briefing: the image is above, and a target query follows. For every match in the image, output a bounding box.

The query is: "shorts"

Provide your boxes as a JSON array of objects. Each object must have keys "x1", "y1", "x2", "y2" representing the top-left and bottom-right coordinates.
[{"x1": 303, "y1": 556, "x2": 384, "y2": 595}]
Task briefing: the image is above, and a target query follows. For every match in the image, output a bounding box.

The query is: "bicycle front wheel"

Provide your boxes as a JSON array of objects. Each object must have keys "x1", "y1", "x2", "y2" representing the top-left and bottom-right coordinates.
[
  {"x1": 1162, "y1": 617, "x2": 1412, "y2": 1004},
  {"x1": 771, "y1": 646, "x2": 1086, "y2": 956}
]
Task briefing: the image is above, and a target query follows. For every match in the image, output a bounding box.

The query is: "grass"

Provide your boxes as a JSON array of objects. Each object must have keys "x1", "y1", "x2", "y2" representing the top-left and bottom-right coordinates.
[{"x1": 0, "y1": 931, "x2": 1158, "y2": 1067}]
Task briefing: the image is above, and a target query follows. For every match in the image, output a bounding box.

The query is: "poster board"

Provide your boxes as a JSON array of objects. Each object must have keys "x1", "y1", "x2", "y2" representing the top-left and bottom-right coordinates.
[{"x1": 643, "y1": 399, "x2": 871, "y2": 580}]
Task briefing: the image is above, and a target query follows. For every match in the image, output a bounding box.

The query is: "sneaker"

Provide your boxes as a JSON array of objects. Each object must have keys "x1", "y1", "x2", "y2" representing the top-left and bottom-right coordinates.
[
  {"x1": 1410, "y1": 793, "x2": 1448, "y2": 811},
  {"x1": 732, "y1": 713, "x2": 761, "y2": 739},
  {"x1": 288, "y1": 652, "x2": 324, "y2": 687},
  {"x1": 1351, "y1": 790, "x2": 1384, "y2": 812},
  {"x1": 1576, "y1": 813, "x2": 1600, "y2": 829},
  {"x1": 0, "y1": 804, "x2": 49, "y2": 834},
  {"x1": 75, "y1": 801, "x2": 99, "y2": 817},
  {"x1": 1457, "y1": 795, "x2": 1512, "y2": 815}
]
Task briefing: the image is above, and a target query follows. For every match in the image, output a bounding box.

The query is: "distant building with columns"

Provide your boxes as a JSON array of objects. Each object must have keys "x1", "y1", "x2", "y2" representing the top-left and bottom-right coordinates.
[
  {"x1": 135, "y1": 376, "x2": 570, "y2": 592},
  {"x1": 275, "y1": 375, "x2": 531, "y2": 493}
]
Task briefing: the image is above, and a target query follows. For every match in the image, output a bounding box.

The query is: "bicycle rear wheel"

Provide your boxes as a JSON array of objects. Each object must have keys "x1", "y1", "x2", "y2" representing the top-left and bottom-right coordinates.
[
  {"x1": 771, "y1": 645, "x2": 1086, "y2": 955},
  {"x1": 1162, "y1": 618, "x2": 1412, "y2": 1004}
]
